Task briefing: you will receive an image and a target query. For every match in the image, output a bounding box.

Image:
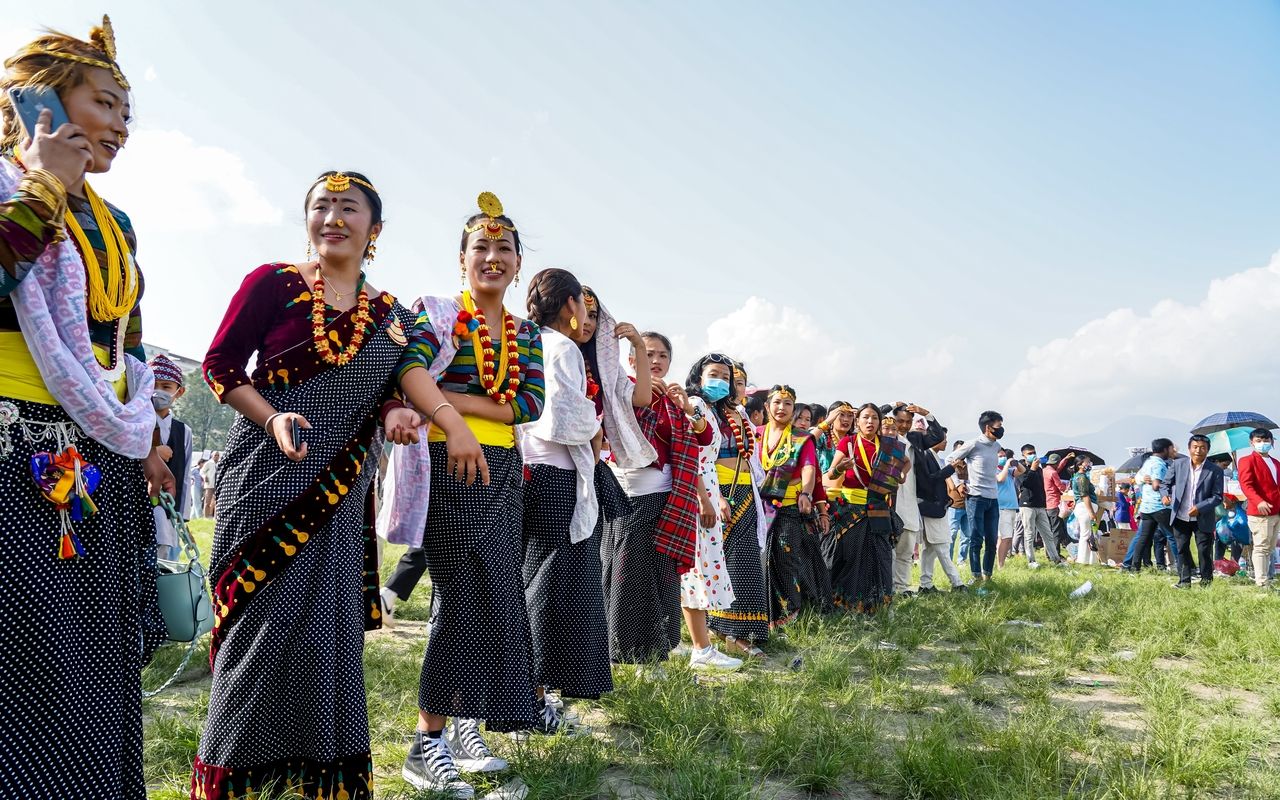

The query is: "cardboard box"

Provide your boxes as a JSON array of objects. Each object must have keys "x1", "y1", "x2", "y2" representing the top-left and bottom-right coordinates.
[{"x1": 1096, "y1": 527, "x2": 1136, "y2": 565}]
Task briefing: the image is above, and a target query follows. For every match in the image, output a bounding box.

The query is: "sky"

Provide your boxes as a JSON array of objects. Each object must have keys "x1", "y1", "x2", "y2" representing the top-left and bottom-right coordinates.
[{"x1": 6, "y1": 2, "x2": 1280, "y2": 451}]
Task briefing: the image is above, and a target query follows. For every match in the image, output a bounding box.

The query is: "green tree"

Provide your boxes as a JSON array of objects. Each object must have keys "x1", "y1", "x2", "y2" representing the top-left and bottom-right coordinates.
[{"x1": 175, "y1": 369, "x2": 237, "y2": 453}]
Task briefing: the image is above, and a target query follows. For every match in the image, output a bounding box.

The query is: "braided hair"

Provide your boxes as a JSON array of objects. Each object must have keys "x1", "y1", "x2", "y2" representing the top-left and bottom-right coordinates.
[{"x1": 524, "y1": 268, "x2": 583, "y2": 328}]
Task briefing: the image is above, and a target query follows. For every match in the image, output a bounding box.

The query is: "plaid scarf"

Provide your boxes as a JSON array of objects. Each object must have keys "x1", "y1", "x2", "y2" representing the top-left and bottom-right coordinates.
[{"x1": 651, "y1": 391, "x2": 700, "y2": 572}]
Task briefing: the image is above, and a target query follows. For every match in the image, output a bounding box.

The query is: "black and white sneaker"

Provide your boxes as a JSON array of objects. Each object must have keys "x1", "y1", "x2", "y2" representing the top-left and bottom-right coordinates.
[
  {"x1": 402, "y1": 731, "x2": 474, "y2": 798},
  {"x1": 533, "y1": 697, "x2": 567, "y2": 736},
  {"x1": 445, "y1": 718, "x2": 508, "y2": 773}
]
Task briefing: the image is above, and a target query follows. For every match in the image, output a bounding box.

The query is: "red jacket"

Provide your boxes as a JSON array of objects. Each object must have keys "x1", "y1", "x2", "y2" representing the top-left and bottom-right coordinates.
[{"x1": 1237, "y1": 452, "x2": 1280, "y2": 517}]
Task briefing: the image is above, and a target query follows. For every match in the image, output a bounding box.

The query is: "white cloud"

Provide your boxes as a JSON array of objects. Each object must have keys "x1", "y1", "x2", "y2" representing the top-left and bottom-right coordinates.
[
  {"x1": 143, "y1": 65, "x2": 158, "y2": 82},
  {"x1": 95, "y1": 128, "x2": 283, "y2": 232},
  {"x1": 1002, "y1": 251, "x2": 1280, "y2": 432}
]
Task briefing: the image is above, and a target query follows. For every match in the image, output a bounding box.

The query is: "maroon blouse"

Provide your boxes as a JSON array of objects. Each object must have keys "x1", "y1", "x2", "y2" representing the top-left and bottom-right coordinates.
[{"x1": 203, "y1": 263, "x2": 396, "y2": 401}]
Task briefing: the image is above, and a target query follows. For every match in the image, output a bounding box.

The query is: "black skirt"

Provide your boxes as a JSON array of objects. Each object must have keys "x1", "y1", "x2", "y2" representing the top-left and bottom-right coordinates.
[
  {"x1": 0, "y1": 397, "x2": 159, "y2": 800},
  {"x1": 601, "y1": 489, "x2": 682, "y2": 664},
  {"x1": 765, "y1": 505, "x2": 808, "y2": 628},
  {"x1": 824, "y1": 499, "x2": 896, "y2": 614},
  {"x1": 419, "y1": 442, "x2": 537, "y2": 731},
  {"x1": 521, "y1": 463, "x2": 612, "y2": 699},
  {"x1": 707, "y1": 482, "x2": 770, "y2": 644}
]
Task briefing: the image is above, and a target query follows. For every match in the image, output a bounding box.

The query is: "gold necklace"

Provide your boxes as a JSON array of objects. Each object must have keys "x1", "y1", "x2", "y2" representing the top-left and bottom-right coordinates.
[{"x1": 66, "y1": 182, "x2": 138, "y2": 322}]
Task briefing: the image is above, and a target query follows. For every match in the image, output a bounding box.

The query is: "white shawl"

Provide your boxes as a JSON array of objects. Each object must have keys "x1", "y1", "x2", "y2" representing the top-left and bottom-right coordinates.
[
  {"x1": 589, "y1": 297, "x2": 656, "y2": 469},
  {"x1": 518, "y1": 329, "x2": 601, "y2": 543}
]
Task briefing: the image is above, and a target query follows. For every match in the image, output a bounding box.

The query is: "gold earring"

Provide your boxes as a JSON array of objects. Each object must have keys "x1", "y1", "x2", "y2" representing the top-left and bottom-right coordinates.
[
  {"x1": 569, "y1": 316, "x2": 579, "y2": 332},
  {"x1": 306, "y1": 239, "x2": 313, "y2": 260},
  {"x1": 514, "y1": 272, "x2": 521, "y2": 288},
  {"x1": 459, "y1": 265, "x2": 467, "y2": 287},
  {"x1": 366, "y1": 234, "x2": 377, "y2": 264}
]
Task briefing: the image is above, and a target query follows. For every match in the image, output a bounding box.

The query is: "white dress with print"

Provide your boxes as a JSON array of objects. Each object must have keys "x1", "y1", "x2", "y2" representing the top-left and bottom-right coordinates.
[{"x1": 680, "y1": 397, "x2": 736, "y2": 611}]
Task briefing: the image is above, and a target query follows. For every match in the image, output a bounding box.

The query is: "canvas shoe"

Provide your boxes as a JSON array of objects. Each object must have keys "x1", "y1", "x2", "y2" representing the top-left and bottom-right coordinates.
[
  {"x1": 689, "y1": 645, "x2": 743, "y2": 671},
  {"x1": 402, "y1": 731, "x2": 474, "y2": 798},
  {"x1": 444, "y1": 718, "x2": 507, "y2": 773}
]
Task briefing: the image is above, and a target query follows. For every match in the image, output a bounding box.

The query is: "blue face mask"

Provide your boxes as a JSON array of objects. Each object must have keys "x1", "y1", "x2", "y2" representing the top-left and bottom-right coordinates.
[
  {"x1": 702, "y1": 378, "x2": 731, "y2": 403},
  {"x1": 1256, "y1": 442, "x2": 1274, "y2": 455}
]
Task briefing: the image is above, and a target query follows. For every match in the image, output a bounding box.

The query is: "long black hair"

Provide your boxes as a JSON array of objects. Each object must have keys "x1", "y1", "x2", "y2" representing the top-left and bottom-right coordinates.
[
  {"x1": 524, "y1": 268, "x2": 582, "y2": 327},
  {"x1": 578, "y1": 285, "x2": 601, "y2": 387}
]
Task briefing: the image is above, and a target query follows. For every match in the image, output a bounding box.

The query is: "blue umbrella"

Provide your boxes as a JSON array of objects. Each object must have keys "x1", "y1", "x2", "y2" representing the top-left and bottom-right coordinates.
[
  {"x1": 1208, "y1": 427, "x2": 1257, "y2": 456},
  {"x1": 1192, "y1": 411, "x2": 1278, "y2": 435}
]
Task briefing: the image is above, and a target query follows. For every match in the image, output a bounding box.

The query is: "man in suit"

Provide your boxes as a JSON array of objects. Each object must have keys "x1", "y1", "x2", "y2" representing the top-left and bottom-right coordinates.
[
  {"x1": 1161, "y1": 434, "x2": 1224, "y2": 588},
  {"x1": 1238, "y1": 428, "x2": 1280, "y2": 588}
]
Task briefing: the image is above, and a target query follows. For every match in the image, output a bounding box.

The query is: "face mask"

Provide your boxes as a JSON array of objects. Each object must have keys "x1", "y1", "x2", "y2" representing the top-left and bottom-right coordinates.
[
  {"x1": 151, "y1": 390, "x2": 174, "y2": 412},
  {"x1": 1255, "y1": 442, "x2": 1273, "y2": 455},
  {"x1": 998, "y1": 457, "x2": 1008, "y2": 467},
  {"x1": 702, "y1": 378, "x2": 731, "y2": 403},
  {"x1": 991, "y1": 426, "x2": 1005, "y2": 440},
  {"x1": 1024, "y1": 454, "x2": 1036, "y2": 463}
]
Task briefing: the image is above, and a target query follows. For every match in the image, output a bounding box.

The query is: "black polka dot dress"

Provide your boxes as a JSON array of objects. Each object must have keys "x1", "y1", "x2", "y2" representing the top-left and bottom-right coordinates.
[
  {"x1": 418, "y1": 441, "x2": 538, "y2": 733},
  {"x1": 0, "y1": 397, "x2": 159, "y2": 800},
  {"x1": 190, "y1": 306, "x2": 413, "y2": 800},
  {"x1": 601, "y1": 490, "x2": 683, "y2": 663},
  {"x1": 707, "y1": 482, "x2": 771, "y2": 645},
  {"x1": 521, "y1": 463, "x2": 613, "y2": 699}
]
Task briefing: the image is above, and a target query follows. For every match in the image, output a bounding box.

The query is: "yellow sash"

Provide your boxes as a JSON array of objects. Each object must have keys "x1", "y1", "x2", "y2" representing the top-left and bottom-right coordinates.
[
  {"x1": 0, "y1": 332, "x2": 127, "y2": 405},
  {"x1": 779, "y1": 482, "x2": 802, "y2": 507},
  {"x1": 835, "y1": 486, "x2": 868, "y2": 506},
  {"x1": 716, "y1": 463, "x2": 755, "y2": 486},
  {"x1": 427, "y1": 413, "x2": 515, "y2": 448}
]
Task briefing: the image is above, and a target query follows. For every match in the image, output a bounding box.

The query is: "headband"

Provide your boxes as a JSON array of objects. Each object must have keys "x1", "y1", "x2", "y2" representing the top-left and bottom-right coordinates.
[
  {"x1": 19, "y1": 15, "x2": 129, "y2": 91},
  {"x1": 463, "y1": 191, "x2": 518, "y2": 240}
]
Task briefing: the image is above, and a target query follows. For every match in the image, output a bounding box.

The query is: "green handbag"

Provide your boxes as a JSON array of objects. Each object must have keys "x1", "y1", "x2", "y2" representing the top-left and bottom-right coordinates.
[{"x1": 154, "y1": 492, "x2": 214, "y2": 642}]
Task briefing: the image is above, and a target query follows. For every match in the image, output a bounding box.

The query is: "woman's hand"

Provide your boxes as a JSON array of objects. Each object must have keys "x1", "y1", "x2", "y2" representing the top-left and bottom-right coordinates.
[
  {"x1": 818, "y1": 511, "x2": 831, "y2": 535},
  {"x1": 614, "y1": 322, "x2": 645, "y2": 349},
  {"x1": 22, "y1": 109, "x2": 93, "y2": 190},
  {"x1": 830, "y1": 452, "x2": 852, "y2": 473},
  {"x1": 154, "y1": 444, "x2": 174, "y2": 462},
  {"x1": 143, "y1": 448, "x2": 176, "y2": 499},
  {"x1": 269, "y1": 412, "x2": 310, "y2": 461},
  {"x1": 384, "y1": 407, "x2": 424, "y2": 445},
  {"x1": 798, "y1": 493, "x2": 813, "y2": 515},
  {"x1": 667, "y1": 383, "x2": 694, "y2": 415},
  {"x1": 698, "y1": 491, "x2": 717, "y2": 528},
  {"x1": 446, "y1": 425, "x2": 490, "y2": 486},
  {"x1": 719, "y1": 496, "x2": 732, "y2": 524}
]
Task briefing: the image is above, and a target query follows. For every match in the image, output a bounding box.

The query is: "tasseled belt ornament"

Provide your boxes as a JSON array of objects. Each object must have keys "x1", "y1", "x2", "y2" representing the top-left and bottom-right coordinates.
[{"x1": 30, "y1": 447, "x2": 101, "y2": 559}]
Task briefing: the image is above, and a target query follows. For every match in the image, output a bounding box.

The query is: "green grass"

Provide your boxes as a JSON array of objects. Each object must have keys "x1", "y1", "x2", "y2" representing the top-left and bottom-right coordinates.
[{"x1": 143, "y1": 523, "x2": 1280, "y2": 798}]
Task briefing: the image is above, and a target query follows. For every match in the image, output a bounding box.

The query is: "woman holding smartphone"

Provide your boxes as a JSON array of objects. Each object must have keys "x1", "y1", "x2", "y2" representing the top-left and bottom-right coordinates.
[
  {"x1": 192, "y1": 172, "x2": 480, "y2": 800},
  {"x1": 0, "y1": 19, "x2": 177, "y2": 799}
]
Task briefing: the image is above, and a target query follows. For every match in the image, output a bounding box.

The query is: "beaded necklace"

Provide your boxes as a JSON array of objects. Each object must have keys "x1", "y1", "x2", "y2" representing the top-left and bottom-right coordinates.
[
  {"x1": 461, "y1": 290, "x2": 520, "y2": 404},
  {"x1": 310, "y1": 267, "x2": 372, "y2": 366},
  {"x1": 724, "y1": 409, "x2": 754, "y2": 459}
]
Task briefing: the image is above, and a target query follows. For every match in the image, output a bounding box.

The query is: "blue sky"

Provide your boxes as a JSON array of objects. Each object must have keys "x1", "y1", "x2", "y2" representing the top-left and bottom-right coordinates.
[{"x1": 7, "y1": 2, "x2": 1280, "y2": 447}]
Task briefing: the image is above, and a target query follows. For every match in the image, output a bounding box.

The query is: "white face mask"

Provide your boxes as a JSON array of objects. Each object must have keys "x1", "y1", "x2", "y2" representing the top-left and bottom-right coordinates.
[{"x1": 151, "y1": 390, "x2": 174, "y2": 412}]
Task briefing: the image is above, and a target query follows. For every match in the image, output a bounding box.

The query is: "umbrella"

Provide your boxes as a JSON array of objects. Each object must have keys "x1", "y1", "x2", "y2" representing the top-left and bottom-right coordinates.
[
  {"x1": 1208, "y1": 427, "x2": 1257, "y2": 456},
  {"x1": 1191, "y1": 411, "x2": 1278, "y2": 435},
  {"x1": 1046, "y1": 446, "x2": 1105, "y2": 466},
  {"x1": 1116, "y1": 451, "x2": 1150, "y2": 472}
]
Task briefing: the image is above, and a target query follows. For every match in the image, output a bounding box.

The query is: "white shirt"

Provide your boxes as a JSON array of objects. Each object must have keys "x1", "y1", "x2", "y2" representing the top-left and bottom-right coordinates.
[
  {"x1": 1265, "y1": 456, "x2": 1278, "y2": 485},
  {"x1": 896, "y1": 434, "x2": 921, "y2": 531},
  {"x1": 1177, "y1": 460, "x2": 1204, "y2": 523}
]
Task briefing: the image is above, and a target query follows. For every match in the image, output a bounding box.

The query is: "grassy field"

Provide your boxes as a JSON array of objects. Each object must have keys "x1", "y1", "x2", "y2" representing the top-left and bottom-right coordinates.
[{"x1": 144, "y1": 520, "x2": 1280, "y2": 799}]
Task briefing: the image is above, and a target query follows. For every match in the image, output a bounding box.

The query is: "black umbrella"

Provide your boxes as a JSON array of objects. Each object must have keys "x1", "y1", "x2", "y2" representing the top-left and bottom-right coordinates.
[
  {"x1": 1116, "y1": 451, "x2": 1150, "y2": 472},
  {"x1": 1046, "y1": 445, "x2": 1105, "y2": 466},
  {"x1": 1191, "y1": 411, "x2": 1279, "y2": 435}
]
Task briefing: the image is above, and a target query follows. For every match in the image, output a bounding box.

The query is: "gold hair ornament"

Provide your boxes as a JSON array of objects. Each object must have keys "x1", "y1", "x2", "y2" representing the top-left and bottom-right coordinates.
[
  {"x1": 464, "y1": 191, "x2": 517, "y2": 240},
  {"x1": 770, "y1": 386, "x2": 795, "y2": 401},
  {"x1": 581, "y1": 286, "x2": 598, "y2": 311},
  {"x1": 323, "y1": 172, "x2": 377, "y2": 195},
  {"x1": 21, "y1": 15, "x2": 130, "y2": 91}
]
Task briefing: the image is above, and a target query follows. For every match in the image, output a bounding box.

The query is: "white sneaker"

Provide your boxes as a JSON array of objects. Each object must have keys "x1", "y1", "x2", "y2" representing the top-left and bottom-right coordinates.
[
  {"x1": 1028, "y1": 561, "x2": 1040, "y2": 570},
  {"x1": 402, "y1": 732, "x2": 474, "y2": 797},
  {"x1": 689, "y1": 645, "x2": 742, "y2": 671},
  {"x1": 379, "y1": 587, "x2": 397, "y2": 619},
  {"x1": 670, "y1": 642, "x2": 692, "y2": 657},
  {"x1": 444, "y1": 718, "x2": 507, "y2": 773}
]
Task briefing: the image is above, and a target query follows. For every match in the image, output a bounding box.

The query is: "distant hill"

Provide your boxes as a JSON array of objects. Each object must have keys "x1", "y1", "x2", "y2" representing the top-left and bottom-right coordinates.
[{"x1": 1011, "y1": 415, "x2": 1193, "y2": 466}]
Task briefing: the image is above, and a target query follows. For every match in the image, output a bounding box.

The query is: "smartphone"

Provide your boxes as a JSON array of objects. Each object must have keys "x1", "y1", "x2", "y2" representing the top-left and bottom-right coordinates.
[
  {"x1": 290, "y1": 417, "x2": 303, "y2": 451},
  {"x1": 7, "y1": 86, "x2": 72, "y2": 138}
]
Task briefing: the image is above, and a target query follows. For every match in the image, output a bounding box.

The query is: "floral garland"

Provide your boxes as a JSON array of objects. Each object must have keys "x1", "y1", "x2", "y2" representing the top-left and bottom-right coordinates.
[
  {"x1": 455, "y1": 291, "x2": 520, "y2": 404},
  {"x1": 311, "y1": 269, "x2": 372, "y2": 366}
]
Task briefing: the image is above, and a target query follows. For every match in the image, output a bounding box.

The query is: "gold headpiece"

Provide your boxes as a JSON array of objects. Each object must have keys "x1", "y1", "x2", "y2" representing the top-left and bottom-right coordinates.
[
  {"x1": 769, "y1": 386, "x2": 795, "y2": 400},
  {"x1": 323, "y1": 172, "x2": 377, "y2": 195},
  {"x1": 464, "y1": 191, "x2": 518, "y2": 241},
  {"x1": 22, "y1": 15, "x2": 130, "y2": 91},
  {"x1": 581, "y1": 285, "x2": 598, "y2": 311}
]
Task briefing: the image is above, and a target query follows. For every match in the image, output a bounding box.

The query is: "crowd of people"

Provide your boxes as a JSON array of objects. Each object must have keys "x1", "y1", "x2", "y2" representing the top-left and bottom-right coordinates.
[{"x1": 4, "y1": 17, "x2": 1280, "y2": 800}]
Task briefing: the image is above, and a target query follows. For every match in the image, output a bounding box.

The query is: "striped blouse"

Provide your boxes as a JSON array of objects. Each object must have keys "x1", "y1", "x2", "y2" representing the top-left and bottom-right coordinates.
[{"x1": 397, "y1": 299, "x2": 545, "y2": 425}]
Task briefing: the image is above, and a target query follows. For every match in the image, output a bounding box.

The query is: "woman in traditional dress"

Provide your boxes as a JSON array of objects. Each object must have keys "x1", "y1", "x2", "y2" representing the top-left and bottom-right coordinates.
[
  {"x1": 689, "y1": 354, "x2": 771, "y2": 656},
  {"x1": 380, "y1": 192, "x2": 545, "y2": 798},
  {"x1": 0, "y1": 20, "x2": 173, "y2": 798},
  {"x1": 516, "y1": 270, "x2": 652, "y2": 719},
  {"x1": 602, "y1": 334, "x2": 741, "y2": 670},
  {"x1": 192, "y1": 172, "x2": 482, "y2": 800},
  {"x1": 823, "y1": 403, "x2": 910, "y2": 614},
  {"x1": 755, "y1": 385, "x2": 829, "y2": 628}
]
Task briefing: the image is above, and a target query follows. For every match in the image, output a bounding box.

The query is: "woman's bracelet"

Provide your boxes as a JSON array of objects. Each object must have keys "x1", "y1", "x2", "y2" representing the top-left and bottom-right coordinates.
[
  {"x1": 263, "y1": 412, "x2": 286, "y2": 432},
  {"x1": 427, "y1": 401, "x2": 453, "y2": 422}
]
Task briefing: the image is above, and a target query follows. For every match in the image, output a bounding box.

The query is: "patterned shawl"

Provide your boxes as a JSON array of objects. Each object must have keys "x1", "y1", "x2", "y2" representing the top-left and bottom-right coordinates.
[{"x1": 653, "y1": 389, "x2": 700, "y2": 571}]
